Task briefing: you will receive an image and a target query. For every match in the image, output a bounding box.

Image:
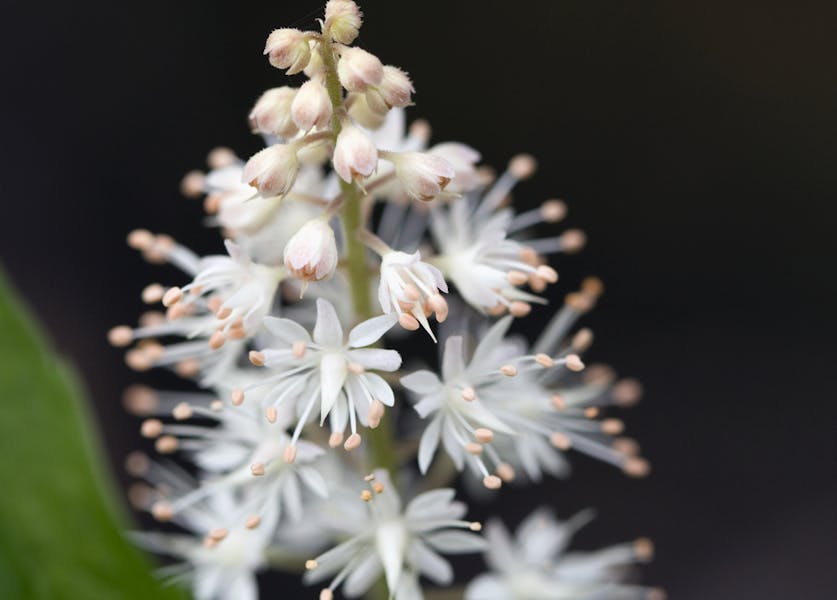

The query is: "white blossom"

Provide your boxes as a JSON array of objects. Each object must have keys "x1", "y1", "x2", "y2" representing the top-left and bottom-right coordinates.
[
  {"x1": 305, "y1": 470, "x2": 486, "y2": 599},
  {"x1": 283, "y1": 218, "x2": 339, "y2": 285},
  {"x1": 465, "y1": 508, "x2": 659, "y2": 600}
]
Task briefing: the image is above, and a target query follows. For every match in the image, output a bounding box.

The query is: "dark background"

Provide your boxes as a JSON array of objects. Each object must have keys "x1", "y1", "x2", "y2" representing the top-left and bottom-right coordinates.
[{"x1": 2, "y1": 1, "x2": 836, "y2": 598}]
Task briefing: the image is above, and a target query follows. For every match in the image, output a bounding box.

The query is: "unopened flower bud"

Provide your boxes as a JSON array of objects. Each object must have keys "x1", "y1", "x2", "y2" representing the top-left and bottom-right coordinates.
[
  {"x1": 291, "y1": 79, "x2": 333, "y2": 132},
  {"x1": 382, "y1": 151, "x2": 455, "y2": 202},
  {"x1": 325, "y1": 0, "x2": 363, "y2": 44},
  {"x1": 427, "y1": 143, "x2": 482, "y2": 193},
  {"x1": 242, "y1": 144, "x2": 299, "y2": 198},
  {"x1": 249, "y1": 87, "x2": 298, "y2": 138},
  {"x1": 283, "y1": 219, "x2": 339, "y2": 282},
  {"x1": 264, "y1": 28, "x2": 311, "y2": 74},
  {"x1": 347, "y1": 93, "x2": 388, "y2": 129},
  {"x1": 333, "y1": 124, "x2": 378, "y2": 183},
  {"x1": 337, "y1": 47, "x2": 383, "y2": 92},
  {"x1": 365, "y1": 66, "x2": 413, "y2": 113}
]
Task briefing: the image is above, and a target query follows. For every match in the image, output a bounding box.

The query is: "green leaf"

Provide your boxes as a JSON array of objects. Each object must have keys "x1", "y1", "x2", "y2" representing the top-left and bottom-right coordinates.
[{"x1": 0, "y1": 268, "x2": 185, "y2": 599}]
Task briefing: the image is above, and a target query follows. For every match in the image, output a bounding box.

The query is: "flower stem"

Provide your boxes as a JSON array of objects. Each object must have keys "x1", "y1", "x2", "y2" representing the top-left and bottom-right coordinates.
[{"x1": 319, "y1": 35, "x2": 396, "y2": 478}]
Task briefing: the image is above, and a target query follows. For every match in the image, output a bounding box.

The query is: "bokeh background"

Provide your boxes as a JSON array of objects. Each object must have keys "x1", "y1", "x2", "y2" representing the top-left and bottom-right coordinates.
[{"x1": 2, "y1": 0, "x2": 836, "y2": 598}]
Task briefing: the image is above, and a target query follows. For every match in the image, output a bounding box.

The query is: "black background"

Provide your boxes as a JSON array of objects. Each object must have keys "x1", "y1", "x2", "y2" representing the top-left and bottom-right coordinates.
[{"x1": 2, "y1": 1, "x2": 836, "y2": 598}]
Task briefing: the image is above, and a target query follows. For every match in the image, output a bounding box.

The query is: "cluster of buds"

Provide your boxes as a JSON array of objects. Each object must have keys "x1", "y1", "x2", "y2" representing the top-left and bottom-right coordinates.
[{"x1": 111, "y1": 2, "x2": 657, "y2": 599}]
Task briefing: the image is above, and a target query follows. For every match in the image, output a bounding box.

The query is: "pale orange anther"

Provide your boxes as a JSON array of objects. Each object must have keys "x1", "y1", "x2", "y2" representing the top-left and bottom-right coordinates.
[
  {"x1": 634, "y1": 537, "x2": 655, "y2": 561},
  {"x1": 500, "y1": 364, "x2": 518, "y2": 377},
  {"x1": 348, "y1": 362, "x2": 365, "y2": 375},
  {"x1": 344, "y1": 433, "x2": 362, "y2": 451},
  {"x1": 474, "y1": 428, "x2": 494, "y2": 443},
  {"x1": 127, "y1": 229, "x2": 155, "y2": 250},
  {"x1": 428, "y1": 294, "x2": 448, "y2": 322},
  {"x1": 208, "y1": 527, "x2": 228, "y2": 542},
  {"x1": 507, "y1": 270, "x2": 529, "y2": 286},
  {"x1": 123, "y1": 384, "x2": 158, "y2": 415},
  {"x1": 403, "y1": 284, "x2": 421, "y2": 302},
  {"x1": 482, "y1": 475, "x2": 502, "y2": 490},
  {"x1": 246, "y1": 515, "x2": 261, "y2": 529},
  {"x1": 398, "y1": 313, "x2": 420, "y2": 331},
  {"x1": 208, "y1": 331, "x2": 226, "y2": 350},
  {"x1": 250, "y1": 462, "x2": 265, "y2": 476},
  {"x1": 172, "y1": 402, "x2": 193, "y2": 421},
  {"x1": 292, "y1": 340, "x2": 307, "y2": 358},
  {"x1": 529, "y1": 275, "x2": 547, "y2": 293},
  {"x1": 231, "y1": 389, "x2": 245, "y2": 406},
  {"x1": 151, "y1": 501, "x2": 174, "y2": 522},
  {"x1": 561, "y1": 229, "x2": 587, "y2": 254},
  {"x1": 175, "y1": 359, "x2": 200, "y2": 378},
  {"x1": 509, "y1": 153, "x2": 537, "y2": 179},
  {"x1": 601, "y1": 418, "x2": 625, "y2": 435},
  {"x1": 155, "y1": 435, "x2": 178, "y2": 454},
  {"x1": 125, "y1": 349, "x2": 153, "y2": 371},
  {"x1": 465, "y1": 442, "x2": 483, "y2": 455},
  {"x1": 461, "y1": 387, "x2": 476, "y2": 402},
  {"x1": 623, "y1": 457, "x2": 651, "y2": 478},
  {"x1": 207, "y1": 146, "x2": 237, "y2": 169},
  {"x1": 108, "y1": 326, "x2": 133, "y2": 347},
  {"x1": 162, "y1": 287, "x2": 183, "y2": 307},
  {"x1": 216, "y1": 306, "x2": 233, "y2": 320},
  {"x1": 180, "y1": 170, "x2": 205, "y2": 198},
  {"x1": 249, "y1": 351, "x2": 266, "y2": 366},
  {"x1": 140, "y1": 419, "x2": 163, "y2": 438},
  {"x1": 141, "y1": 283, "x2": 165, "y2": 304},
  {"x1": 535, "y1": 353, "x2": 555, "y2": 368},
  {"x1": 509, "y1": 301, "x2": 531, "y2": 317},
  {"x1": 540, "y1": 199, "x2": 567, "y2": 222},
  {"x1": 124, "y1": 451, "x2": 150, "y2": 477},
  {"x1": 535, "y1": 265, "x2": 558, "y2": 284},
  {"x1": 373, "y1": 482, "x2": 384, "y2": 494},
  {"x1": 571, "y1": 328, "x2": 594, "y2": 351},
  {"x1": 565, "y1": 354, "x2": 585, "y2": 372},
  {"x1": 360, "y1": 490, "x2": 373, "y2": 501},
  {"x1": 496, "y1": 462, "x2": 516, "y2": 482},
  {"x1": 283, "y1": 444, "x2": 297, "y2": 464},
  {"x1": 550, "y1": 394, "x2": 566, "y2": 410},
  {"x1": 328, "y1": 431, "x2": 344, "y2": 448},
  {"x1": 613, "y1": 378, "x2": 643, "y2": 407},
  {"x1": 550, "y1": 432, "x2": 572, "y2": 450},
  {"x1": 265, "y1": 406, "x2": 277, "y2": 423},
  {"x1": 519, "y1": 246, "x2": 539, "y2": 265}
]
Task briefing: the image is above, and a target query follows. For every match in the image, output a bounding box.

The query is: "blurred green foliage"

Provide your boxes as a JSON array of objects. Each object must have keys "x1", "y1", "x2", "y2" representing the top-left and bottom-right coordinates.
[{"x1": 0, "y1": 269, "x2": 185, "y2": 599}]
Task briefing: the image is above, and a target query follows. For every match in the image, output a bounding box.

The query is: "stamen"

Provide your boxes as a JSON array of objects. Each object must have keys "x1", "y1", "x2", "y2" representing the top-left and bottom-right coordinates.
[
  {"x1": 427, "y1": 294, "x2": 448, "y2": 321},
  {"x1": 265, "y1": 406, "x2": 277, "y2": 423},
  {"x1": 328, "y1": 431, "x2": 344, "y2": 448},
  {"x1": 107, "y1": 326, "x2": 133, "y2": 347},
  {"x1": 305, "y1": 560, "x2": 318, "y2": 570},
  {"x1": 623, "y1": 457, "x2": 650, "y2": 478},
  {"x1": 508, "y1": 153, "x2": 537, "y2": 180},
  {"x1": 292, "y1": 340, "x2": 307, "y2": 358},
  {"x1": 560, "y1": 229, "x2": 587, "y2": 253},
  {"x1": 465, "y1": 442, "x2": 483, "y2": 455},
  {"x1": 535, "y1": 265, "x2": 558, "y2": 283},
  {"x1": 474, "y1": 428, "x2": 494, "y2": 443},
  {"x1": 249, "y1": 351, "x2": 266, "y2": 366},
  {"x1": 141, "y1": 283, "x2": 165, "y2": 304},
  {"x1": 125, "y1": 349, "x2": 153, "y2": 371},
  {"x1": 344, "y1": 433, "x2": 362, "y2": 451},
  {"x1": 123, "y1": 385, "x2": 159, "y2": 415},
  {"x1": 584, "y1": 407, "x2": 600, "y2": 418},
  {"x1": 534, "y1": 353, "x2": 555, "y2": 368},
  {"x1": 172, "y1": 402, "x2": 193, "y2": 421},
  {"x1": 151, "y1": 501, "x2": 174, "y2": 522},
  {"x1": 175, "y1": 359, "x2": 200, "y2": 378},
  {"x1": 161, "y1": 287, "x2": 183, "y2": 307},
  {"x1": 210, "y1": 399, "x2": 223, "y2": 411},
  {"x1": 283, "y1": 444, "x2": 297, "y2": 464},
  {"x1": 127, "y1": 229, "x2": 154, "y2": 250},
  {"x1": 469, "y1": 522, "x2": 482, "y2": 532},
  {"x1": 551, "y1": 394, "x2": 566, "y2": 410},
  {"x1": 347, "y1": 362, "x2": 365, "y2": 375},
  {"x1": 613, "y1": 437, "x2": 640, "y2": 456},
  {"x1": 231, "y1": 389, "x2": 245, "y2": 406},
  {"x1": 565, "y1": 354, "x2": 585, "y2": 371},
  {"x1": 633, "y1": 537, "x2": 655, "y2": 561},
  {"x1": 482, "y1": 475, "x2": 502, "y2": 490},
  {"x1": 461, "y1": 387, "x2": 476, "y2": 402},
  {"x1": 507, "y1": 270, "x2": 529, "y2": 286},
  {"x1": 398, "y1": 313, "x2": 420, "y2": 331},
  {"x1": 250, "y1": 462, "x2": 265, "y2": 476},
  {"x1": 245, "y1": 515, "x2": 261, "y2": 529},
  {"x1": 496, "y1": 462, "x2": 515, "y2": 482},
  {"x1": 373, "y1": 482, "x2": 384, "y2": 494},
  {"x1": 207, "y1": 146, "x2": 237, "y2": 169},
  {"x1": 208, "y1": 331, "x2": 226, "y2": 350},
  {"x1": 613, "y1": 378, "x2": 643, "y2": 406},
  {"x1": 367, "y1": 399, "x2": 385, "y2": 428},
  {"x1": 540, "y1": 199, "x2": 567, "y2": 222},
  {"x1": 155, "y1": 435, "x2": 178, "y2": 454},
  {"x1": 216, "y1": 306, "x2": 233, "y2": 320},
  {"x1": 140, "y1": 419, "x2": 163, "y2": 438},
  {"x1": 320, "y1": 589, "x2": 334, "y2": 600},
  {"x1": 499, "y1": 364, "x2": 517, "y2": 377},
  {"x1": 601, "y1": 419, "x2": 624, "y2": 435},
  {"x1": 208, "y1": 528, "x2": 228, "y2": 541},
  {"x1": 550, "y1": 432, "x2": 572, "y2": 450},
  {"x1": 124, "y1": 451, "x2": 150, "y2": 477},
  {"x1": 180, "y1": 170, "x2": 205, "y2": 198},
  {"x1": 571, "y1": 328, "x2": 594, "y2": 351},
  {"x1": 360, "y1": 490, "x2": 373, "y2": 501},
  {"x1": 509, "y1": 301, "x2": 531, "y2": 317}
]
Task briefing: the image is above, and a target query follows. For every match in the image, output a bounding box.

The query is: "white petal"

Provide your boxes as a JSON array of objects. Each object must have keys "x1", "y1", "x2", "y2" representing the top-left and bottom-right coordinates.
[
  {"x1": 441, "y1": 419, "x2": 465, "y2": 469},
  {"x1": 407, "y1": 539, "x2": 453, "y2": 585},
  {"x1": 464, "y1": 574, "x2": 510, "y2": 600},
  {"x1": 470, "y1": 315, "x2": 513, "y2": 367},
  {"x1": 405, "y1": 487, "x2": 455, "y2": 520},
  {"x1": 483, "y1": 519, "x2": 517, "y2": 574},
  {"x1": 423, "y1": 530, "x2": 486, "y2": 554},
  {"x1": 348, "y1": 313, "x2": 397, "y2": 347},
  {"x1": 298, "y1": 466, "x2": 329, "y2": 498},
  {"x1": 263, "y1": 316, "x2": 311, "y2": 344},
  {"x1": 313, "y1": 298, "x2": 344, "y2": 347},
  {"x1": 320, "y1": 353, "x2": 348, "y2": 419},
  {"x1": 400, "y1": 370, "x2": 441, "y2": 394},
  {"x1": 441, "y1": 335, "x2": 465, "y2": 380},
  {"x1": 343, "y1": 552, "x2": 383, "y2": 598},
  {"x1": 361, "y1": 372, "x2": 395, "y2": 407},
  {"x1": 348, "y1": 348, "x2": 402, "y2": 372},
  {"x1": 394, "y1": 571, "x2": 423, "y2": 600},
  {"x1": 416, "y1": 416, "x2": 443, "y2": 474},
  {"x1": 224, "y1": 572, "x2": 258, "y2": 600},
  {"x1": 413, "y1": 394, "x2": 441, "y2": 419}
]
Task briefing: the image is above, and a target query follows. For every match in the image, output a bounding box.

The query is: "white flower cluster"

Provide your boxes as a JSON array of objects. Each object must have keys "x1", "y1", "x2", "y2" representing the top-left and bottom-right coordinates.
[{"x1": 111, "y1": 2, "x2": 658, "y2": 599}]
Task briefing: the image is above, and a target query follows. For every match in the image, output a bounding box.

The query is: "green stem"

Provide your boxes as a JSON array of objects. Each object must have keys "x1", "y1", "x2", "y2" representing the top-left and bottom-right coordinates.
[{"x1": 319, "y1": 34, "x2": 397, "y2": 478}]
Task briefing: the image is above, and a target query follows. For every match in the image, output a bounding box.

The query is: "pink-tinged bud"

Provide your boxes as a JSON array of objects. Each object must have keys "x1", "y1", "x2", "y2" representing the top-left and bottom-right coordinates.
[
  {"x1": 383, "y1": 151, "x2": 456, "y2": 202},
  {"x1": 366, "y1": 66, "x2": 413, "y2": 113},
  {"x1": 264, "y1": 28, "x2": 311, "y2": 75},
  {"x1": 333, "y1": 124, "x2": 378, "y2": 183},
  {"x1": 249, "y1": 87, "x2": 298, "y2": 138},
  {"x1": 337, "y1": 47, "x2": 383, "y2": 92},
  {"x1": 324, "y1": 0, "x2": 363, "y2": 44},
  {"x1": 428, "y1": 142, "x2": 482, "y2": 193},
  {"x1": 242, "y1": 144, "x2": 299, "y2": 198},
  {"x1": 283, "y1": 219, "x2": 339, "y2": 282},
  {"x1": 347, "y1": 93, "x2": 388, "y2": 129},
  {"x1": 291, "y1": 79, "x2": 333, "y2": 132}
]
